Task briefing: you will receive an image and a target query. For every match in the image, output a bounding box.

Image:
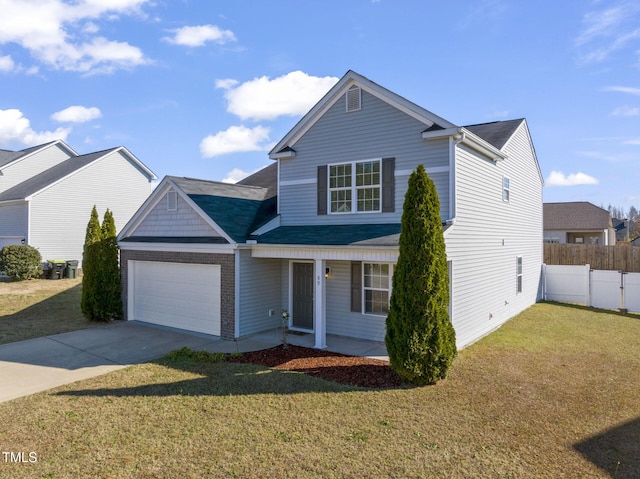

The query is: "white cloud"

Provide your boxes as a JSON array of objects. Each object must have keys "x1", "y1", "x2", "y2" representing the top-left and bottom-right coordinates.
[
  {"x1": 624, "y1": 137, "x2": 640, "y2": 145},
  {"x1": 604, "y1": 85, "x2": 640, "y2": 96},
  {"x1": 575, "y1": 2, "x2": 640, "y2": 63},
  {"x1": 545, "y1": 170, "x2": 599, "y2": 187},
  {"x1": 0, "y1": 0, "x2": 151, "y2": 74},
  {"x1": 216, "y1": 70, "x2": 339, "y2": 121},
  {"x1": 0, "y1": 55, "x2": 15, "y2": 72},
  {"x1": 163, "y1": 25, "x2": 236, "y2": 47},
  {"x1": 200, "y1": 125, "x2": 272, "y2": 158},
  {"x1": 0, "y1": 108, "x2": 71, "y2": 146},
  {"x1": 51, "y1": 105, "x2": 102, "y2": 123},
  {"x1": 611, "y1": 105, "x2": 640, "y2": 116}
]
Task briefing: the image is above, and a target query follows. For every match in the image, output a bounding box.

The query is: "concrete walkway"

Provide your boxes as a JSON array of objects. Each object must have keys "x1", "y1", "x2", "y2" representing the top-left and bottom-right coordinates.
[{"x1": 0, "y1": 321, "x2": 387, "y2": 403}]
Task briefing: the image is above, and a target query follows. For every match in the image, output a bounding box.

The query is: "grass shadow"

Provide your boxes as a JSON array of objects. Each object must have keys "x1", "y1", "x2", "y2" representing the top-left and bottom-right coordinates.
[
  {"x1": 54, "y1": 359, "x2": 371, "y2": 397},
  {"x1": 574, "y1": 416, "x2": 640, "y2": 478},
  {"x1": 540, "y1": 300, "x2": 640, "y2": 320},
  {"x1": 0, "y1": 281, "x2": 102, "y2": 345}
]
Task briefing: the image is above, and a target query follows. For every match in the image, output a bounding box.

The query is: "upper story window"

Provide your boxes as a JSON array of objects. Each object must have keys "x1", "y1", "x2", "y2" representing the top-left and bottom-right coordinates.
[
  {"x1": 329, "y1": 160, "x2": 381, "y2": 213},
  {"x1": 503, "y1": 177, "x2": 510, "y2": 202}
]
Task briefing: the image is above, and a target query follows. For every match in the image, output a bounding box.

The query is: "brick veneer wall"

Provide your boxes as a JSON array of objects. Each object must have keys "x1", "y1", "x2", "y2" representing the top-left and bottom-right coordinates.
[{"x1": 120, "y1": 249, "x2": 236, "y2": 339}]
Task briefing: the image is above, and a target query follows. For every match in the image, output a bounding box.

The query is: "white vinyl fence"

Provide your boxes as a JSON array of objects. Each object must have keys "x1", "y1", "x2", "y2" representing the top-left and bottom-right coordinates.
[{"x1": 542, "y1": 264, "x2": 640, "y2": 313}]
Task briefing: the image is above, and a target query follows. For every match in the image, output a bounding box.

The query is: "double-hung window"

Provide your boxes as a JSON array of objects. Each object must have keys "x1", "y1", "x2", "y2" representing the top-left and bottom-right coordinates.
[
  {"x1": 516, "y1": 256, "x2": 523, "y2": 294},
  {"x1": 503, "y1": 177, "x2": 510, "y2": 202},
  {"x1": 363, "y1": 263, "x2": 392, "y2": 315},
  {"x1": 329, "y1": 159, "x2": 381, "y2": 213}
]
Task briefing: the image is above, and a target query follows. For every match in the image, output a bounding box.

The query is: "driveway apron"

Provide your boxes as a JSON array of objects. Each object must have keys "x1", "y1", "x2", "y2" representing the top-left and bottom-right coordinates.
[{"x1": 0, "y1": 321, "x2": 223, "y2": 403}]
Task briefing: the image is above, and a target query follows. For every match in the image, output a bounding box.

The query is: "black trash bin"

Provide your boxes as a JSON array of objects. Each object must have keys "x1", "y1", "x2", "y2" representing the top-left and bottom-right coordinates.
[
  {"x1": 47, "y1": 260, "x2": 66, "y2": 280},
  {"x1": 64, "y1": 260, "x2": 79, "y2": 279}
]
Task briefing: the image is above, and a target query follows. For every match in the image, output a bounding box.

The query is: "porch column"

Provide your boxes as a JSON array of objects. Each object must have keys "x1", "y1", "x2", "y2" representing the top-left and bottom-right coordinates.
[{"x1": 314, "y1": 258, "x2": 327, "y2": 349}]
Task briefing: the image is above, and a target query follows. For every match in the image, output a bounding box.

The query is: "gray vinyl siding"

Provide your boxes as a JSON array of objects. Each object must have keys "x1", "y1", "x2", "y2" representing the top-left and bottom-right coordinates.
[
  {"x1": 0, "y1": 202, "x2": 28, "y2": 238},
  {"x1": 279, "y1": 90, "x2": 450, "y2": 225},
  {"x1": 325, "y1": 260, "x2": 386, "y2": 341},
  {"x1": 445, "y1": 122, "x2": 542, "y2": 348},
  {"x1": 237, "y1": 249, "x2": 283, "y2": 336},
  {"x1": 29, "y1": 150, "x2": 154, "y2": 265},
  {"x1": 0, "y1": 144, "x2": 71, "y2": 193},
  {"x1": 132, "y1": 189, "x2": 222, "y2": 237}
]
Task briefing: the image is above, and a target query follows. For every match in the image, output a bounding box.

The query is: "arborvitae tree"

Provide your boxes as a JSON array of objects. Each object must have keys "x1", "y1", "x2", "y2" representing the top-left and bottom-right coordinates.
[
  {"x1": 81, "y1": 205, "x2": 103, "y2": 320},
  {"x1": 385, "y1": 164, "x2": 457, "y2": 385},
  {"x1": 99, "y1": 209, "x2": 123, "y2": 319}
]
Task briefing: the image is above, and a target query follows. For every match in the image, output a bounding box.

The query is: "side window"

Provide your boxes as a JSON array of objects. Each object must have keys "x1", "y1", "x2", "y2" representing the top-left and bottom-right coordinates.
[
  {"x1": 503, "y1": 177, "x2": 510, "y2": 203},
  {"x1": 516, "y1": 256, "x2": 523, "y2": 294}
]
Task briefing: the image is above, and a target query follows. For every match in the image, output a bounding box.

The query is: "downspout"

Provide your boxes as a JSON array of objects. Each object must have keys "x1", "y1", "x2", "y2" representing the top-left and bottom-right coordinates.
[{"x1": 445, "y1": 130, "x2": 465, "y2": 228}]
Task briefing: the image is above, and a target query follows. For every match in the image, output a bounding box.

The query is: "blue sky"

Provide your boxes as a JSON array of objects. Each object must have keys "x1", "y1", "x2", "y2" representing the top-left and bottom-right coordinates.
[{"x1": 1, "y1": 0, "x2": 639, "y2": 211}]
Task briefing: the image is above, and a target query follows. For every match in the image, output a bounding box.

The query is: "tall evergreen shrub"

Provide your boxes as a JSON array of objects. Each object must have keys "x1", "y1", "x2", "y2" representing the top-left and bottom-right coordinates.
[
  {"x1": 385, "y1": 164, "x2": 457, "y2": 385},
  {"x1": 100, "y1": 209, "x2": 123, "y2": 319},
  {"x1": 81, "y1": 206, "x2": 103, "y2": 320}
]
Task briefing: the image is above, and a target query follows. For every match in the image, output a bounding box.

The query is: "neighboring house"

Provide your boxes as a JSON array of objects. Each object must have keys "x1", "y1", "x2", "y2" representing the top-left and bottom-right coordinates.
[
  {"x1": 118, "y1": 70, "x2": 543, "y2": 349},
  {"x1": 543, "y1": 202, "x2": 616, "y2": 245},
  {"x1": 0, "y1": 140, "x2": 157, "y2": 267},
  {"x1": 612, "y1": 218, "x2": 629, "y2": 243}
]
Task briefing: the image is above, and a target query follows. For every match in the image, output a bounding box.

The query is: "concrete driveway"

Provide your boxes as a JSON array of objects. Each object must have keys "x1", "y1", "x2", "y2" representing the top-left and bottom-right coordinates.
[{"x1": 0, "y1": 321, "x2": 278, "y2": 403}]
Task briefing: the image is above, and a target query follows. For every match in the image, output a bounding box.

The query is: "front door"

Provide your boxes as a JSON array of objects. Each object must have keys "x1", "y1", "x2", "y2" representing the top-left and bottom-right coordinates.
[{"x1": 292, "y1": 262, "x2": 314, "y2": 330}]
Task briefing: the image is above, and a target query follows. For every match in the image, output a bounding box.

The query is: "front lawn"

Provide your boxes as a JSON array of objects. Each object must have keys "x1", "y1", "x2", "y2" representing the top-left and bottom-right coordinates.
[{"x1": 0, "y1": 302, "x2": 638, "y2": 478}]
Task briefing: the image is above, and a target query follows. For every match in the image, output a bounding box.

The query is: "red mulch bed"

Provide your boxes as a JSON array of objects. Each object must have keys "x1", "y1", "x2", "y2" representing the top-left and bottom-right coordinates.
[{"x1": 228, "y1": 345, "x2": 405, "y2": 389}]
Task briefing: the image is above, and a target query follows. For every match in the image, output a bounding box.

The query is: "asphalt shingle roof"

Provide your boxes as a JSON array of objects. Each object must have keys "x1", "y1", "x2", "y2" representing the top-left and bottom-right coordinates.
[
  {"x1": 237, "y1": 162, "x2": 277, "y2": 199},
  {"x1": 464, "y1": 119, "x2": 524, "y2": 150},
  {"x1": 544, "y1": 202, "x2": 612, "y2": 230},
  {"x1": 0, "y1": 148, "x2": 117, "y2": 202},
  {"x1": 254, "y1": 224, "x2": 402, "y2": 246},
  {"x1": 0, "y1": 141, "x2": 59, "y2": 169}
]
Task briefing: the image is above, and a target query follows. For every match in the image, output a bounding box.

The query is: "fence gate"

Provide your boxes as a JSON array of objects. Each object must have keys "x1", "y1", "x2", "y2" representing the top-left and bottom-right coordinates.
[
  {"x1": 590, "y1": 270, "x2": 622, "y2": 310},
  {"x1": 624, "y1": 273, "x2": 640, "y2": 312}
]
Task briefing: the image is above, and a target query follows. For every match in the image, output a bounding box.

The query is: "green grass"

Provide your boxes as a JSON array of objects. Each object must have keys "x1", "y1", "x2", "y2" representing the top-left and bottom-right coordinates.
[
  {"x1": 1, "y1": 302, "x2": 639, "y2": 478},
  {"x1": 0, "y1": 278, "x2": 102, "y2": 345}
]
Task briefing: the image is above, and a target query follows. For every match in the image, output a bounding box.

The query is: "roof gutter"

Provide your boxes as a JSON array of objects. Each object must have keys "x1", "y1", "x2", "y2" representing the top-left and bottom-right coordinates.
[{"x1": 423, "y1": 127, "x2": 507, "y2": 162}]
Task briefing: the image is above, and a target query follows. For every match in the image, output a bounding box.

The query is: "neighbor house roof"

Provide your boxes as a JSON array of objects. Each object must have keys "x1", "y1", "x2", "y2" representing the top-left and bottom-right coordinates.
[
  {"x1": 0, "y1": 146, "x2": 156, "y2": 203},
  {"x1": 543, "y1": 202, "x2": 612, "y2": 230},
  {"x1": 167, "y1": 175, "x2": 278, "y2": 243},
  {"x1": 0, "y1": 140, "x2": 77, "y2": 170},
  {"x1": 0, "y1": 149, "x2": 117, "y2": 202}
]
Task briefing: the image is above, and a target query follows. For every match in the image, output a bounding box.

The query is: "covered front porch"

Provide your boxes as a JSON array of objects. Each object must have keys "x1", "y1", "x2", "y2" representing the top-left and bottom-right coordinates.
[{"x1": 250, "y1": 240, "x2": 399, "y2": 351}]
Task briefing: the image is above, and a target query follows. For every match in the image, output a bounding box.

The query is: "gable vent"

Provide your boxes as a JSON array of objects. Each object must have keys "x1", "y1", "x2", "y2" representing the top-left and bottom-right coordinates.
[
  {"x1": 167, "y1": 190, "x2": 178, "y2": 211},
  {"x1": 346, "y1": 85, "x2": 361, "y2": 112}
]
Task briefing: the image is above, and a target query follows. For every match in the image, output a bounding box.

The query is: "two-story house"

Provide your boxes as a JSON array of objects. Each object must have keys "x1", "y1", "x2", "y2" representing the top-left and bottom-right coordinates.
[
  {"x1": 118, "y1": 70, "x2": 543, "y2": 349},
  {"x1": 0, "y1": 140, "x2": 157, "y2": 267}
]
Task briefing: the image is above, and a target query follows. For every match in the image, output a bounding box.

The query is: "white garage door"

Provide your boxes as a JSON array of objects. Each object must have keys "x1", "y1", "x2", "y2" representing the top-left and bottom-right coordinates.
[{"x1": 130, "y1": 261, "x2": 221, "y2": 336}]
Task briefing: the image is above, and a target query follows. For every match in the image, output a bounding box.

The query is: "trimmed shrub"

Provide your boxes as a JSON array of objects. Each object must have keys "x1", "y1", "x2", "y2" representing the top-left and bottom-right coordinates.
[
  {"x1": 385, "y1": 164, "x2": 457, "y2": 385},
  {"x1": 0, "y1": 244, "x2": 43, "y2": 281}
]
